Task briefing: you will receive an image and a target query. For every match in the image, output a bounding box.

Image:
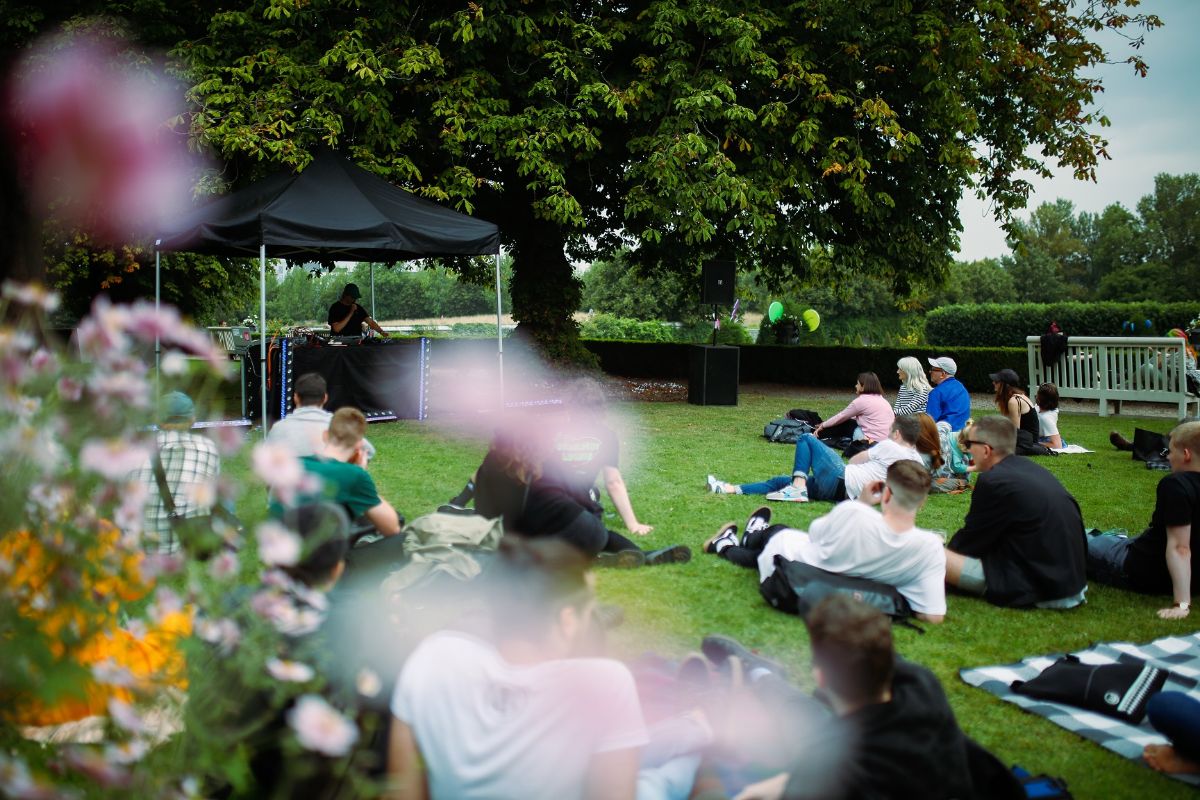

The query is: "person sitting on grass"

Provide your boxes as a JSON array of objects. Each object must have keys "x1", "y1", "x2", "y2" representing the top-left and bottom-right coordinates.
[
  {"x1": 925, "y1": 356, "x2": 971, "y2": 431},
  {"x1": 272, "y1": 407, "x2": 401, "y2": 538},
  {"x1": 266, "y1": 371, "x2": 376, "y2": 461},
  {"x1": 990, "y1": 368, "x2": 1039, "y2": 442},
  {"x1": 944, "y1": 416, "x2": 1088, "y2": 609},
  {"x1": 1035, "y1": 382, "x2": 1063, "y2": 449},
  {"x1": 472, "y1": 425, "x2": 691, "y2": 568},
  {"x1": 708, "y1": 415, "x2": 924, "y2": 503},
  {"x1": 725, "y1": 596, "x2": 979, "y2": 800},
  {"x1": 811, "y1": 372, "x2": 894, "y2": 443},
  {"x1": 705, "y1": 461, "x2": 946, "y2": 624},
  {"x1": 1144, "y1": 691, "x2": 1200, "y2": 775},
  {"x1": 1085, "y1": 421, "x2": 1200, "y2": 620},
  {"x1": 386, "y1": 536, "x2": 708, "y2": 800},
  {"x1": 893, "y1": 356, "x2": 932, "y2": 416}
]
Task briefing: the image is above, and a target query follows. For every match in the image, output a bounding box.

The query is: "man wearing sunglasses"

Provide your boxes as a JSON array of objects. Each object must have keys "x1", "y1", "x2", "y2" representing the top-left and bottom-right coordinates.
[{"x1": 943, "y1": 416, "x2": 1088, "y2": 608}]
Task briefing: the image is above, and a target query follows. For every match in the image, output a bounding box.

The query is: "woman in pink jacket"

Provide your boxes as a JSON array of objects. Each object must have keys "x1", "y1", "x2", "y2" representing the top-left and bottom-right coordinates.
[{"x1": 814, "y1": 372, "x2": 895, "y2": 443}]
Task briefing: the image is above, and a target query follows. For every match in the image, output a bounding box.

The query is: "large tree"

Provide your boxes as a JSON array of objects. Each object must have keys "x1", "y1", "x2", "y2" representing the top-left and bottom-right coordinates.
[{"x1": 9, "y1": 1, "x2": 1162, "y2": 355}]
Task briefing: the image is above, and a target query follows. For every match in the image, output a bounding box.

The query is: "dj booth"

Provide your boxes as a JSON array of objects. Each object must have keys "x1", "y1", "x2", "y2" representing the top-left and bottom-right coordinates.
[{"x1": 242, "y1": 336, "x2": 430, "y2": 422}]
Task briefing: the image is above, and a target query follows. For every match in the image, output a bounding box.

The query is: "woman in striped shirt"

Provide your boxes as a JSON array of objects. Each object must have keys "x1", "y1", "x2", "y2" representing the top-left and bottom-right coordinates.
[{"x1": 893, "y1": 356, "x2": 931, "y2": 415}]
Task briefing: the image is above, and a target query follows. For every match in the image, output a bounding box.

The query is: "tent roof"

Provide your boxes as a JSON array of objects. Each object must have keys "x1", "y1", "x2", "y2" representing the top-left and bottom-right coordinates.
[{"x1": 157, "y1": 148, "x2": 500, "y2": 259}]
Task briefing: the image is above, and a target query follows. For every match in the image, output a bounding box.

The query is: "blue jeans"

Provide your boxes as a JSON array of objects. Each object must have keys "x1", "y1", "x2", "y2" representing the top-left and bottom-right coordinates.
[
  {"x1": 1148, "y1": 692, "x2": 1200, "y2": 763},
  {"x1": 1085, "y1": 532, "x2": 1135, "y2": 590},
  {"x1": 739, "y1": 434, "x2": 846, "y2": 500}
]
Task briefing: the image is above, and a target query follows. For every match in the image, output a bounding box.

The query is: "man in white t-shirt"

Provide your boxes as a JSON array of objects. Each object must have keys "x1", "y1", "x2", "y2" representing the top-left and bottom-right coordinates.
[
  {"x1": 388, "y1": 537, "x2": 677, "y2": 800},
  {"x1": 706, "y1": 461, "x2": 946, "y2": 623}
]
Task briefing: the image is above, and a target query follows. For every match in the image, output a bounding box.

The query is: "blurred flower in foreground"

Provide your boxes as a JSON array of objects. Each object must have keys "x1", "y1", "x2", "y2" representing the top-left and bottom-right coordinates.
[
  {"x1": 287, "y1": 695, "x2": 358, "y2": 757},
  {"x1": 266, "y1": 658, "x2": 315, "y2": 683},
  {"x1": 5, "y1": 30, "x2": 201, "y2": 244}
]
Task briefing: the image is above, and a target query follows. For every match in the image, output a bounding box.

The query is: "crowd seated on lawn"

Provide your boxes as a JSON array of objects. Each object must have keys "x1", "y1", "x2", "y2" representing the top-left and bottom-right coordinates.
[{"x1": 94, "y1": 370, "x2": 1200, "y2": 793}]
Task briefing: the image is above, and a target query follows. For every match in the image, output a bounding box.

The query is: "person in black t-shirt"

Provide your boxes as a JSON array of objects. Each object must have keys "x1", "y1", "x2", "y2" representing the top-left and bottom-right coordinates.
[
  {"x1": 328, "y1": 282, "x2": 387, "y2": 336},
  {"x1": 1087, "y1": 421, "x2": 1200, "y2": 620},
  {"x1": 730, "y1": 595, "x2": 979, "y2": 800}
]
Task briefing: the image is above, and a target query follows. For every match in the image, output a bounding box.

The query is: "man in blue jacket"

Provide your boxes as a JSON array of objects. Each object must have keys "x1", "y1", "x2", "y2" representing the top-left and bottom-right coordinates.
[{"x1": 924, "y1": 356, "x2": 971, "y2": 431}]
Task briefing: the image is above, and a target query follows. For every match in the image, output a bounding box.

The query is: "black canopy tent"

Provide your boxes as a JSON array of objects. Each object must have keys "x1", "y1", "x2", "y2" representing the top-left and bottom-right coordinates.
[{"x1": 155, "y1": 148, "x2": 502, "y2": 428}]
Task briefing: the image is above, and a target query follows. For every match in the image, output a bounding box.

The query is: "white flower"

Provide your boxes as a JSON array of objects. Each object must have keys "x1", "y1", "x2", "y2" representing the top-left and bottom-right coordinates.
[
  {"x1": 356, "y1": 668, "x2": 382, "y2": 698},
  {"x1": 105, "y1": 739, "x2": 149, "y2": 765},
  {"x1": 184, "y1": 479, "x2": 217, "y2": 509},
  {"x1": 256, "y1": 521, "x2": 301, "y2": 567},
  {"x1": 2, "y1": 281, "x2": 60, "y2": 312},
  {"x1": 267, "y1": 658, "x2": 316, "y2": 683},
  {"x1": 287, "y1": 695, "x2": 358, "y2": 757},
  {"x1": 147, "y1": 586, "x2": 183, "y2": 625},
  {"x1": 91, "y1": 658, "x2": 136, "y2": 688},
  {"x1": 160, "y1": 350, "x2": 189, "y2": 376},
  {"x1": 107, "y1": 698, "x2": 146, "y2": 734}
]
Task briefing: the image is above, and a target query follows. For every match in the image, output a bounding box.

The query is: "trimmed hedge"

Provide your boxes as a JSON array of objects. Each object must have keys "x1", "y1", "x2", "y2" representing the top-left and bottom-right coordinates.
[
  {"x1": 926, "y1": 301, "x2": 1199, "y2": 347},
  {"x1": 583, "y1": 341, "x2": 1025, "y2": 393}
]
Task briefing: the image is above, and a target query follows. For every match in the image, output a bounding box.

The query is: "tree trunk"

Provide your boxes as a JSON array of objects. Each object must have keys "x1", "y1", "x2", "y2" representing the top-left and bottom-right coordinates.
[{"x1": 507, "y1": 216, "x2": 595, "y2": 365}]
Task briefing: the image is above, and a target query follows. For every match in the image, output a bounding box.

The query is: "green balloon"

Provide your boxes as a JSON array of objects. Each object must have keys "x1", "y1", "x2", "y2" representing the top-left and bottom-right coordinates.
[
  {"x1": 767, "y1": 301, "x2": 784, "y2": 323},
  {"x1": 802, "y1": 308, "x2": 820, "y2": 332}
]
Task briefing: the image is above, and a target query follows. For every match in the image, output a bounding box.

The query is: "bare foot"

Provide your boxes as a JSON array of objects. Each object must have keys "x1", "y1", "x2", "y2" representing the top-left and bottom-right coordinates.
[{"x1": 1144, "y1": 743, "x2": 1200, "y2": 774}]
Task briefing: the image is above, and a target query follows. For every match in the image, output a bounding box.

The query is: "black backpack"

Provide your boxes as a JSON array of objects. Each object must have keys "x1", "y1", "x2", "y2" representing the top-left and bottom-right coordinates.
[
  {"x1": 759, "y1": 555, "x2": 923, "y2": 632},
  {"x1": 763, "y1": 417, "x2": 813, "y2": 444}
]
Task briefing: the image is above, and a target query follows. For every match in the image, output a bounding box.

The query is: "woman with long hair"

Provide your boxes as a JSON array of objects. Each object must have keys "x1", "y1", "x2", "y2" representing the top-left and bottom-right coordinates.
[
  {"x1": 894, "y1": 357, "x2": 932, "y2": 415},
  {"x1": 915, "y1": 413, "x2": 943, "y2": 473},
  {"x1": 814, "y1": 372, "x2": 895, "y2": 443},
  {"x1": 1035, "y1": 383, "x2": 1063, "y2": 449},
  {"x1": 990, "y1": 368, "x2": 1038, "y2": 440}
]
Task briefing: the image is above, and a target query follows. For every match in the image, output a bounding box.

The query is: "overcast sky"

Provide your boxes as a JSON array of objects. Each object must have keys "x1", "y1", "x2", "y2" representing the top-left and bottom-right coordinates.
[{"x1": 955, "y1": 0, "x2": 1200, "y2": 262}]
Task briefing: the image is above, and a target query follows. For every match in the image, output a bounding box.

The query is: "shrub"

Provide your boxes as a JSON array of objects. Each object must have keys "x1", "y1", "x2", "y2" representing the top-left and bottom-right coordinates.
[{"x1": 926, "y1": 301, "x2": 1199, "y2": 347}]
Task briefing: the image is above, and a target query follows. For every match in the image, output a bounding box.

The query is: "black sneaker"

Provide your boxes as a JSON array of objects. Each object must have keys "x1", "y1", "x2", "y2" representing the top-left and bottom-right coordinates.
[
  {"x1": 741, "y1": 507, "x2": 772, "y2": 546},
  {"x1": 701, "y1": 635, "x2": 786, "y2": 680},
  {"x1": 705, "y1": 523, "x2": 739, "y2": 554},
  {"x1": 596, "y1": 550, "x2": 645, "y2": 568},
  {"x1": 645, "y1": 545, "x2": 692, "y2": 566}
]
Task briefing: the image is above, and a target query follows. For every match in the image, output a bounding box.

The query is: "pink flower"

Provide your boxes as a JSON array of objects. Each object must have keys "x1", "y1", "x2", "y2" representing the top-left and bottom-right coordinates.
[
  {"x1": 28, "y1": 348, "x2": 55, "y2": 374},
  {"x1": 79, "y1": 438, "x2": 151, "y2": 480},
  {"x1": 256, "y1": 521, "x2": 301, "y2": 567},
  {"x1": 356, "y1": 668, "x2": 382, "y2": 698},
  {"x1": 88, "y1": 370, "x2": 151, "y2": 411},
  {"x1": 147, "y1": 586, "x2": 183, "y2": 624},
  {"x1": 212, "y1": 426, "x2": 245, "y2": 457},
  {"x1": 287, "y1": 695, "x2": 359, "y2": 757},
  {"x1": 57, "y1": 376, "x2": 84, "y2": 402},
  {"x1": 251, "y1": 442, "x2": 308, "y2": 502},
  {"x1": 208, "y1": 551, "x2": 239, "y2": 581},
  {"x1": 195, "y1": 617, "x2": 241, "y2": 653},
  {"x1": 107, "y1": 697, "x2": 146, "y2": 735},
  {"x1": 76, "y1": 297, "x2": 131, "y2": 358},
  {"x1": 62, "y1": 746, "x2": 130, "y2": 788},
  {"x1": 124, "y1": 619, "x2": 148, "y2": 640},
  {"x1": 267, "y1": 658, "x2": 316, "y2": 683}
]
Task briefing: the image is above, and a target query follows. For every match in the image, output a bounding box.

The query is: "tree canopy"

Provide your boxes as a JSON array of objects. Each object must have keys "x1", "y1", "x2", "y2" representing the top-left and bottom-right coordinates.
[{"x1": 3, "y1": 1, "x2": 1162, "y2": 355}]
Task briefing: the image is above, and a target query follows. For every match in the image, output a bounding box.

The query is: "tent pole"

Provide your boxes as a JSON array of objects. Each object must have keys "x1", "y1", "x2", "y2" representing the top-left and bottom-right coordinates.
[
  {"x1": 495, "y1": 252, "x2": 504, "y2": 407},
  {"x1": 154, "y1": 246, "x2": 161, "y2": 401},
  {"x1": 260, "y1": 245, "x2": 268, "y2": 436},
  {"x1": 370, "y1": 265, "x2": 376, "y2": 320}
]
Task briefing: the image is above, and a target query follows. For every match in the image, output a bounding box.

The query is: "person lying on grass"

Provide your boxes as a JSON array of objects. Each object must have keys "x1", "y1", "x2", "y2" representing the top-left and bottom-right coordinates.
[
  {"x1": 1085, "y1": 420, "x2": 1200, "y2": 620},
  {"x1": 708, "y1": 415, "x2": 925, "y2": 503},
  {"x1": 705, "y1": 460, "x2": 946, "y2": 624}
]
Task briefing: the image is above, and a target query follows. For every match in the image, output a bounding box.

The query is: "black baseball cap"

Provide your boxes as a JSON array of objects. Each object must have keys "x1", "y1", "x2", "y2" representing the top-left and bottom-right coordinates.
[{"x1": 343, "y1": 283, "x2": 361, "y2": 299}]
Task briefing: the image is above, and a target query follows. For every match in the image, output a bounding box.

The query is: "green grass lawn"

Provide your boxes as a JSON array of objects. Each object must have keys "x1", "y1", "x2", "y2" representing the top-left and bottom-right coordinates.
[{"x1": 231, "y1": 390, "x2": 1186, "y2": 799}]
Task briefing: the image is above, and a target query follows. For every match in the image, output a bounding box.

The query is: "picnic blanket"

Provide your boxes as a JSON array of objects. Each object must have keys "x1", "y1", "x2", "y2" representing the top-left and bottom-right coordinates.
[{"x1": 960, "y1": 632, "x2": 1200, "y2": 785}]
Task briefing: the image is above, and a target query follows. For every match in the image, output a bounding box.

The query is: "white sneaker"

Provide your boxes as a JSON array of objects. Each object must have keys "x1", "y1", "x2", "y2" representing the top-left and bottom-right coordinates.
[
  {"x1": 765, "y1": 484, "x2": 809, "y2": 502},
  {"x1": 707, "y1": 474, "x2": 725, "y2": 494}
]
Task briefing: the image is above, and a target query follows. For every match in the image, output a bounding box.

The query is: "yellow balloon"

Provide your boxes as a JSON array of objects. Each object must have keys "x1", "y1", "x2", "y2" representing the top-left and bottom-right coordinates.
[{"x1": 802, "y1": 308, "x2": 820, "y2": 332}]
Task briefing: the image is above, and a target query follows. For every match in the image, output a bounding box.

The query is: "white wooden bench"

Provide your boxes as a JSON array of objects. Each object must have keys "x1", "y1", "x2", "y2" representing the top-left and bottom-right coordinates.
[{"x1": 1026, "y1": 335, "x2": 1200, "y2": 419}]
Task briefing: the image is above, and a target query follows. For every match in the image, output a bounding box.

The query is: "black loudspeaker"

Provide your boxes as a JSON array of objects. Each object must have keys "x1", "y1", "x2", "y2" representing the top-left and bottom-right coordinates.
[
  {"x1": 701, "y1": 259, "x2": 736, "y2": 305},
  {"x1": 688, "y1": 345, "x2": 739, "y2": 406}
]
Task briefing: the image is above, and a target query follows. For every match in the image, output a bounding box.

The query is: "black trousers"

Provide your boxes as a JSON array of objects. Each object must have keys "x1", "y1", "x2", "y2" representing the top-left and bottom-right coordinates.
[{"x1": 718, "y1": 523, "x2": 788, "y2": 569}]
